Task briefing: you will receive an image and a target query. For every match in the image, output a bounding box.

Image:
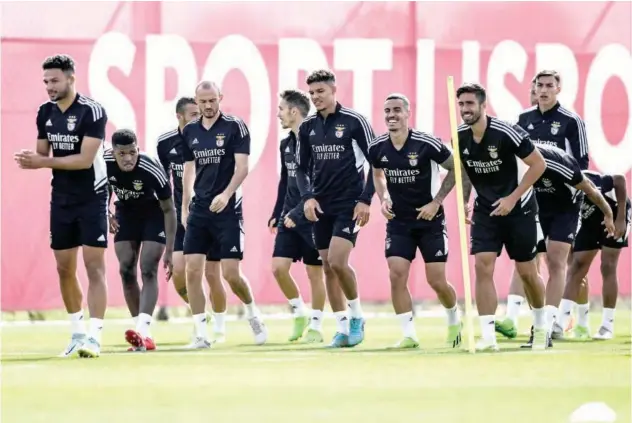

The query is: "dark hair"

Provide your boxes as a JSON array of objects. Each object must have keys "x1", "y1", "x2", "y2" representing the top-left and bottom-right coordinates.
[
  {"x1": 42, "y1": 54, "x2": 75, "y2": 74},
  {"x1": 279, "y1": 89, "x2": 310, "y2": 117},
  {"x1": 456, "y1": 82, "x2": 487, "y2": 104},
  {"x1": 385, "y1": 93, "x2": 410, "y2": 109},
  {"x1": 112, "y1": 129, "x2": 137, "y2": 146},
  {"x1": 176, "y1": 97, "x2": 196, "y2": 114},
  {"x1": 534, "y1": 70, "x2": 561, "y2": 84},
  {"x1": 306, "y1": 69, "x2": 336, "y2": 85}
]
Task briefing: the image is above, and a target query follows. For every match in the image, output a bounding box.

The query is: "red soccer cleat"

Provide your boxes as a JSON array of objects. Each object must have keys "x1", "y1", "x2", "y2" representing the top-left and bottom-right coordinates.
[
  {"x1": 144, "y1": 337, "x2": 156, "y2": 351},
  {"x1": 125, "y1": 329, "x2": 146, "y2": 350}
]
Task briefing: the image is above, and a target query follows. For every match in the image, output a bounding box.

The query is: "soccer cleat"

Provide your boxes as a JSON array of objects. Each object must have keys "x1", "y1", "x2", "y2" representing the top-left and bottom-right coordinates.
[
  {"x1": 304, "y1": 329, "x2": 324, "y2": 343},
  {"x1": 212, "y1": 332, "x2": 226, "y2": 344},
  {"x1": 327, "y1": 332, "x2": 349, "y2": 348},
  {"x1": 592, "y1": 326, "x2": 613, "y2": 340},
  {"x1": 388, "y1": 337, "x2": 419, "y2": 349},
  {"x1": 58, "y1": 333, "x2": 86, "y2": 358},
  {"x1": 288, "y1": 315, "x2": 309, "y2": 342},
  {"x1": 248, "y1": 316, "x2": 268, "y2": 345},
  {"x1": 532, "y1": 328, "x2": 549, "y2": 350},
  {"x1": 127, "y1": 345, "x2": 146, "y2": 352},
  {"x1": 521, "y1": 325, "x2": 553, "y2": 349},
  {"x1": 573, "y1": 325, "x2": 591, "y2": 341},
  {"x1": 475, "y1": 339, "x2": 499, "y2": 352},
  {"x1": 494, "y1": 318, "x2": 517, "y2": 339},
  {"x1": 125, "y1": 329, "x2": 146, "y2": 350},
  {"x1": 77, "y1": 337, "x2": 101, "y2": 358},
  {"x1": 447, "y1": 324, "x2": 462, "y2": 348},
  {"x1": 347, "y1": 317, "x2": 365, "y2": 347},
  {"x1": 550, "y1": 322, "x2": 565, "y2": 340},
  {"x1": 185, "y1": 337, "x2": 212, "y2": 349}
]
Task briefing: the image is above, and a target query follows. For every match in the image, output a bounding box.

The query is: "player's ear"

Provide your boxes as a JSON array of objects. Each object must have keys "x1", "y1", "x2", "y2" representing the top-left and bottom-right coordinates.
[
  {"x1": 218, "y1": 94, "x2": 224, "y2": 103},
  {"x1": 330, "y1": 84, "x2": 337, "y2": 96}
]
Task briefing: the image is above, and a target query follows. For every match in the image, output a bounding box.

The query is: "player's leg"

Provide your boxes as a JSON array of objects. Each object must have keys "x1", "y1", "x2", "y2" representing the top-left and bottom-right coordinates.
[
  {"x1": 593, "y1": 246, "x2": 622, "y2": 339},
  {"x1": 304, "y1": 263, "x2": 326, "y2": 343},
  {"x1": 205, "y1": 254, "x2": 227, "y2": 342},
  {"x1": 76, "y1": 196, "x2": 109, "y2": 358},
  {"x1": 114, "y1": 242, "x2": 140, "y2": 315},
  {"x1": 172, "y1": 224, "x2": 189, "y2": 303}
]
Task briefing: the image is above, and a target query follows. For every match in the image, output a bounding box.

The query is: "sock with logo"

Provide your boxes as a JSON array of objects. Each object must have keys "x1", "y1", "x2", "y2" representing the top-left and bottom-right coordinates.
[
  {"x1": 602, "y1": 308, "x2": 615, "y2": 332},
  {"x1": 557, "y1": 299, "x2": 576, "y2": 331},
  {"x1": 397, "y1": 311, "x2": 417, "y2": 340},
  {"x1": 479, "y1": 315, "x2": 496, "y2": 344},
  {"x1": 288, "y1": 297, "x2": 306, "y2": 317},
  {"x1": 69, "y1": 310, "x2": 87, "y2": 335},
  {"x1": 505, "y1": 294, "x2": 524, "y2": 326},
  {"x1": 334, "y1": 311, "x2": 350, "y2": 335},
  {"x1": 88, "y1": 318, "x2": 104, "y2": 345},
  {"x1": 577, "y1": 303, "x2": 590, "y2": 328},
  {"x1": 213, "y1": 311, "x2": 226, "y2": 335},
  {"x1": 136, "y1": 312, "x2": 152, "y2": 339},
  {"x1": 545, "y1": 305, "x2": 558, "y2": 333},
  {"x1": 310, "y1": 309, "x2": 324, "y2": 331},
  {"x1": 445, "y1": 305, "x2": 460, "y2": 326},
  {"x1": 347, "y1": 298, "x2": 363, "y2": 319},
  {"x1": 193, "y1": 313, "x2": 209, "y2": 339}
]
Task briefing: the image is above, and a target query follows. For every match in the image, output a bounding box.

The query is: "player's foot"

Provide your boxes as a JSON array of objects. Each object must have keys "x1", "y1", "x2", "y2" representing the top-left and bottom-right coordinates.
[
  {"x1": 77, "y1": 337, "x2": 101, "y2": 358},
  {"x1": 550, "y1": 322, "x2": 565, "y2": 340},
  {"x1": 288, "y1": 315, "x2": 309, "y2": 342},
  {"x1": 186, "y1": 337, "x2": 212, "y2": 349},
  {"x1": 248, "y1": 316, "x2": 267, "y2": 345},
  {"x1": 304, "y1": 329, "x2": 324, "y2": 344},
  {"x1": 212, "y1": 332, "x2": 226, "y2": 344},
  {"x1": 388, "y1": 337, "x2": 419, "y2": 349},
  {"x1": 565, "y1": 315, "x2": 575, "y2": 332},
  {"x1": 521, "y1": 326, "x2": 554, "y2": 349},
  {"x1": 573, "y1": 325, "x2": 591, "y2": 341},
  {"x1": 125, "y1": 329, "x2": 146, "y2": 350},
  {"x1": 532, "y1": 328, "x2": 549, "y2": 350},
  {"x1": 494, "y1": 318, "x2": 517, "y2": 339},
  {"x1": 326, "y1": 332, "x2": 349, "y2": 348},
  {"x1": 475, "y1": 339, "x2": 499, "y2": 352},
  {"x1": 347, "y1": 317, "x2": 365, "y2": 347},
  {"x1": 58, "y1": 333, "x2": 86, "y2": 358},
  {"x1": 447, "y1": 324, "x2": 462, "y2": 348},
  {"x1": 592, "y1": 326, "x2": 613, "y2": 340}
]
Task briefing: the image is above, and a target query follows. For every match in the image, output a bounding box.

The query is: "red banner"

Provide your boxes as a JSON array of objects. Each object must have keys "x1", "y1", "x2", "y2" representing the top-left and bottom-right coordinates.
[{"x1": 2, "y1": 2, "x2": 631, "y2": 311}]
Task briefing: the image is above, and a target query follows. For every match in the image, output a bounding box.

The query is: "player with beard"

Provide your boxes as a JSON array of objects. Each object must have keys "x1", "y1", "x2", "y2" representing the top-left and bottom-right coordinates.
[
  {"x1": 15, "y1": 54, "x2": 109, "y2": 358},
  {"x1": 105, "y1": 129, "x2": 177, "y2": 351},
  {"x1": 269, "y1": 89, "x2": 328, "y2": 343},
  {"x1": 295, "y1": 70, "x2": 376, "y2": 348},
  {"x1": 157, "y1": 97, "x2": 228, "y2": 341},
  {"x1": 456, "y1": 83, "x2": 548, "y2": 351},
  {"x1": 369, "y1": 93, "x2": 461, "y2": 348},
  {"x1": 182, "y1": 81, "x2": 267, "y2": 348}
]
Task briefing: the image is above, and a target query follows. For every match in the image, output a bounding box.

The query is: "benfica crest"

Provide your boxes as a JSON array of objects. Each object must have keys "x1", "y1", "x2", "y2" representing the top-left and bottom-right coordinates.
[
  {"x1": 551, "y1": 121, "x2": 561, "y2": 135},
  {"x1": 216, "y1": 134, "x2": 225, "y2": 147},
  {"x1": 487, "y1": 146, "x2": 498, "y2": 159},
  {"x1": 407, "y1": 152, "x2": 419, "y2": 167},
  {"x1": 132, "y1": 180, "x2": 143, "y2": 191},
  {"x1": 542, "y1": 178, "x2": 552, "y2": 188},
  {"x1": 334, "y1": 124, "x2": 345, "y2": 139},
  {"x1": 67, "y1": 116, "x2": 77, "y2": 131}
]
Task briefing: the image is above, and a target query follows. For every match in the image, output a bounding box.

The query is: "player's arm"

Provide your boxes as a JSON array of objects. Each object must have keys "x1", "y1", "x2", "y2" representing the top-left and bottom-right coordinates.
[
  {"x1": 354, "y1": 116, "x2": 377, "y2": 205},
  {"x1": 181, "y1": 130, "x2": 195, "y2": 225},
  {"x1": 222, "y1": 121, "x2": 251, "y2": 199},
  {"x1": 565, "y1": 116, "x2": 589, "y2": 170},
  {"x1": 158, "y1": 197, "x2": 177, "y2": 253},
  {"x1": 270, "y1": 145, "x2": 288, "y2": 225},
  {"x1": 35, "y1": 107, "x2": 51, "y2": 157},
  {"x1": 156, "y1": 139, "x2": 173, "y2": 183},
  {"x1": 509, "y1": 126, "x2": 546, "y2": 202},
  {"x1": 429, "y1": 141, "x2": 456, "y2": 205},
  {"x1": 295, "y1": 121, "x2": 313, "y2": 200},
  {"x1": 610, "y1": 174, "x2": 629, "y2": 238},
  {"x1": 461, "y1": 163, "x2": 473, "y2": 204},
  {"x1": 575, "y1": 177, "x2": 613, "y2": 224}
]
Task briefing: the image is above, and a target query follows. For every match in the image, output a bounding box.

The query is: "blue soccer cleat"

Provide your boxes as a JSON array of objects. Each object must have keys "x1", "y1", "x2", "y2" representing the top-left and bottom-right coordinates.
[
  {"x1": 347, "y1": 317, "x2": 365, "y2": 347},
  {"x1": 327, "y1": 332, "x2": 349, "y2": 348}
]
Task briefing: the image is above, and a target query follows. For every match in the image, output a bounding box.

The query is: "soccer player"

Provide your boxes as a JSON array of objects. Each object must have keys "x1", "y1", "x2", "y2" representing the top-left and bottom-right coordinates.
[
  {"x1": 157, "y1": 97, "x2": 228, "y2": 340},
  {"x1": 558, "y1": 171, "x2": 630, "y2": 340},
  {"x1": 181, "y1": 81, "x2": 266, "y2": 348},
  {"x1": 456, "y1": 82, "x2": 548, "y2": 351},
  {"x1": 295, "y1": 69, "x2": 376, "y2": 348},
  {"x1": 369, "y1": 93, "x2": 461, "y2": 348},
  {"x1": 269, "y1": 89, "x2": 327, "y2": 343},
  {"x1": 15, "y1": 54, "x2": 108, "y2": 358},
  {"x1": 529, "y1": 77, "x2": 538, "y2": 107},
  {"x1": 104, "y1": 129, "x2": 177, "y2": 351}
]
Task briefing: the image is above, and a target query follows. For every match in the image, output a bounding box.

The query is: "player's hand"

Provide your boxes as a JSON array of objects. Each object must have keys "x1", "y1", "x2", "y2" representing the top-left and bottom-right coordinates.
[
  {"x1": 268, "y1": 217, "x2": 278, "y2": 234},
  {"x1": 604, "y1": 214, "x2": 617, "y2": 238},
  {"x1": 304, "y1": 198, "x2": 322, "y2": 222},
  {"x1": 417, "y1": 199, "x2": 441, "y2": 221},
  {"x1": 108, "y1": 211, "x2": 119, "y2": 234},
  {"x1": 14, "y1": 150, "x2": 44, "y2": 170},
  {"x1": 181, "y1": 209, "x2": 189, "y2": 230},
  {"x1": 464, "y1": 203, "x2": 473, "y2": 225},
  {"x1": 210, "y1": 192, "x2": 230, "y2": 213},
  {"x1": 380, "y1": 198, "x2": 395, "y2": 220},
  {"x1": 163, "y1": 250, "x2": 173, "y2": 281},
  {"x1": 284, "y1": 215, "x2": 296, "y2": 229},
  {"x1": 490, "y1": 195, "x2": 518, "y2": 217},
  {"x1": 613, "y1": 215, "x2": 628, "y2": 239},
  {"x1": 353, "y1": 202, "x2": 371, "y2": 227}
]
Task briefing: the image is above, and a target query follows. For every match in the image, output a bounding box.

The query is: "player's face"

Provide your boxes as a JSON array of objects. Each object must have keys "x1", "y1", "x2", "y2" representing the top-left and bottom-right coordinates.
[
  {"x1": 457, "y1": 93, "x2": 484, "y2": 125},
  {"x1": 43, "y1": 68, "x2": 73, "y2": 102},
  {"x1": 276, "y1": 99, "x2": 297, "y2": 129},
  {"x1": 113, "y1": 144, "x2": 139, "y2": 172},
  {"x1": 308, "y1": 82, "x2": 336, "y2": 112},
  {"x1": 177, "y1": 103, "x2": 200, "y2": 126},
  {"x1": 529, "y1": 83, "x2": 538, "y2": 106},
  {"x1": 384, "y1": 99, "x2": 409, "y2": 132},
  {"x1": 535, "y1": 76, "x2": 560, "y2": 108},
  {"x1": 196, "y1": 87, "x2": 222, "y2": 119}
]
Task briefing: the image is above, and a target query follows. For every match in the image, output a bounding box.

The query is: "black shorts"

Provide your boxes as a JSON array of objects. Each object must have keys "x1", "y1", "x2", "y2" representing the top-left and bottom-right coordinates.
[
  {"x1": 175, "y1": 223, "x2": 186, "y2": 252},
  {"x1": 536, "y1": 210, "x2": 581, "y2": 253},
  {"x1": 114, "y1": 206, "x2": 166, "y2": 244},
  {"x1": 183, "y1": 206, "x2": 244, "y2": 260},
  {"x1": 313, "y1": 201, "x2": 359, "y2": 250},
  {"x1": 273, "y1": 222, "x2": 322, "y2": 266},
  {"x1": 471, "y1": 210, "x2": 538, "y2": 262},
  {"x1": 385, "y1": 217, "x2": 448, "y2": 263},
  {"x1": 574, "y1": 208, "x2": 631, "y2": 252},
  {"x1": 50, "y1": 194, "x2": 109, "y2": 250}
]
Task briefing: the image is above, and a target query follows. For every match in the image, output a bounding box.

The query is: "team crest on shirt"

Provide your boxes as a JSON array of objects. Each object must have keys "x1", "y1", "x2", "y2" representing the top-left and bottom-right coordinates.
[
  {"x1": 132, "y1": 180, "x2": 143, "y2": 191},
  {"x1": 542, "y1": 178, "x2": 552, "y2": 188},
  {"x1": 551, "y1": 121, "x2": 561, "y2": 135},
  {"x1": 407, "y1": 152, "x2": 419, "y2": 167},
  {"x1": 216, "y1": 133, "x2": 225, "y2": 147},
  {"x1": 334, "y1": 124, "x2": 345, "y2": 138},
  {"x1": 487, "y1": 146, "x2": 498, "y2": 159},
  {"x1": 67, "y1": 116, "x2": 77, "y2": 131}
]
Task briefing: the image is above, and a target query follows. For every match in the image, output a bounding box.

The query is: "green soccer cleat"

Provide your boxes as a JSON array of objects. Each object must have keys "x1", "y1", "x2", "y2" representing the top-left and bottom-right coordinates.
[
  {"x1": 388, "y1": 337, "x2": 419, "y2": 349},
  {"x1": 77, "y1": 337, "x2": 101, "y2": 358},
  {"x1": 304, "y1": 329, "x2": 324, "y2": 343},
  {"x1": 288, "y1": 316, "x2": 310, "y2": 342},
  {"x1": 573, "y1": 325, "x2": 591, "y2": 341},
  {"x1": 495, "y1": 318, "x2": 517, "y2": 339},
  {"x1": 447, "y1": 324, "x2": 462, "y2": 348}
]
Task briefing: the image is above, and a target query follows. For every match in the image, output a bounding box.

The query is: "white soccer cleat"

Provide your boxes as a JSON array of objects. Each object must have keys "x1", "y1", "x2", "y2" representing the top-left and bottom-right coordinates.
[
  {"x1": 212, "y1": 333, "x2": 226, "y2": 344},
  {"x1": 58, "y1": 333, "x2": 86, "y2": 358},
  {"x1": 475, "y1": 339, "x2": 499, "y2": 352},
  {"x1": 532, "y1": 328, "x2": 549, "y2": 350},
  {"x1": 185, "y1": 337, "x2": 212, "y2": 349},
  {"x1": 550, "y1": 322, "x2": 565, "y2": 340},
  {"x1": 592, "y1": 326, "x2": 614, "y2": 340},
  {"x1": 248, "y1": 316, "x2": 267, "y2": 345},
  {"x1": 77, "y1": 337, "x2": 101, "y2": 358}
]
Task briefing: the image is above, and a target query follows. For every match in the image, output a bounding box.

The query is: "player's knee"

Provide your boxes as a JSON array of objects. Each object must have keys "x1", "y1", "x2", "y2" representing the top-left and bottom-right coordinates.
[
  {"x1": 139, "y1": 263, "x2": 158, "y2": 284},
  {"x1": 85, "y1": 260, "x2": 106, "y2": 284},
  {"x1": 221, "y1": 267, "x2": 240, "y2": 285},
  {"x1": 600, "y1": 257, "x2": 617, "y2": 278},
  {"x1": 172, "y1": 258, "x2": 185, "y2": 279},
  {"x1": 328, "y1": 257, "x2": 348, "y2": 277},
  {"x1": 388, "y1": 266, "x2": 408, "y2": 288},
  {"x1": 474, "y1": 258, "x2": 494, "y2": 280},
  {"x1": 271, "y1": 260, "x2": 291, "y2": 280},
  {"x1": 55, "y1": 261, "x2": 75, "y2": 280},
  {"x1": 119, "y1": 264, "x2": 137, "y2": 285}
]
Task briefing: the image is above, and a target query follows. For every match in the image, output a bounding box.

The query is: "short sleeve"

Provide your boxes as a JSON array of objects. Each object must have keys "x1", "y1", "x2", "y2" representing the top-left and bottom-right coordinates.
[
  {"x1": 368, "y1": 140, "x2": 382, "y2": 168},
  {"x1": 181, "y1": 125, "x2": 195, "y2": 162},
  {"x1": 427, "y1": 136, "x2": 452, "y2": 164},
  {"x1": 145, "y1": 156, "x2": 172, "y2": 200},
  {"x1": 232, "y1": 119, "x2": 250, "y2": 155},
  {"x1": 509, "y1": 123, "x2": 535, "y2": 159},
  {"x1": 36, "y1": 105, "x2": 47, "y2": 139},
  {"x1": 601, "y1": 175, "x2": 615, "y2": 194},
  {"x1": 83, "y1": 104, "x2": 108, "y2": 139},
  {"x1": 156, "y1": 138, "x2": 172, "y2": 176}
]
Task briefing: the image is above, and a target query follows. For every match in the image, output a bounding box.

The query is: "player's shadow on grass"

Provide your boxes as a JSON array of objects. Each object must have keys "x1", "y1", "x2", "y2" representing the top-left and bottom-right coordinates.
[{"x1": 2, "y1": 356, "x2": 62, "y2": 363}]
